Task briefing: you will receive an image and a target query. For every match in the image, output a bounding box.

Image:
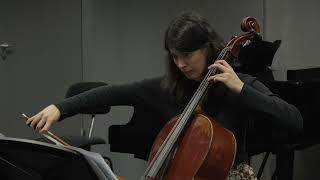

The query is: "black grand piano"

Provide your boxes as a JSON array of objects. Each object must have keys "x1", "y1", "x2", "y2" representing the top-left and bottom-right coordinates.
[
  {"x1": 253, "y1": 68, "x2": 320, "y2": 180},
  {"x1": 235, "y1": 39, "x2": 320, "y2": 179},
  {"x1": 236, "y1": 40, "x2": 320, "y2": 179}
]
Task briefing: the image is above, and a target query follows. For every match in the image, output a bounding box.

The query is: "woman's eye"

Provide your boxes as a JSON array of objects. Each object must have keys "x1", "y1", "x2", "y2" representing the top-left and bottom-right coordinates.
[
  {"x1": 182, "y1": 52, "x2": 192, "y2": 58},
  {"x1": 171, "y1": 52, "x2": 192, "y2": 60},
  {"x1": 171, "y1": 54, "x2": 178, "y2": 60}
]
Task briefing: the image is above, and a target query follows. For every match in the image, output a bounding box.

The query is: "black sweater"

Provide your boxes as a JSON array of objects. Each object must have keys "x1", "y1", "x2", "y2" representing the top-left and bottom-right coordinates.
[{"x1": 55, "y1": 73, "x2": 303, "y2": 164}]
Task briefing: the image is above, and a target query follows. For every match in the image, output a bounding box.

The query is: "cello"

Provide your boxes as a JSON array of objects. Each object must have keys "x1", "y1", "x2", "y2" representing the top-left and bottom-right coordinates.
[{"x1": 142, "y1": 17, "x2": 261, "y2": 180}]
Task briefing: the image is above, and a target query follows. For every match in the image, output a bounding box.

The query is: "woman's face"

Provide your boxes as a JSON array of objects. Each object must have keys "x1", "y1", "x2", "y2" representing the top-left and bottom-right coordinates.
[{"x1": 171, "y1": 48, "x2": 208, "y2": 81}]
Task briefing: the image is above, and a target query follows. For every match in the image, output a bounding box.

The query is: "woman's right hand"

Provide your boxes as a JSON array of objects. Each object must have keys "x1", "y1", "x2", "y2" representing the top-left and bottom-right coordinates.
[{"x1": 26, "y1": 104, "x2": 61, "y2": 133}]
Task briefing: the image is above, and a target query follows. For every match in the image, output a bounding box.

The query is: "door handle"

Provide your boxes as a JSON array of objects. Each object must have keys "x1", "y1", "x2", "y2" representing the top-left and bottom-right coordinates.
[{"x1": 1, "y1": 43, "x2": 15, "y2": 61}]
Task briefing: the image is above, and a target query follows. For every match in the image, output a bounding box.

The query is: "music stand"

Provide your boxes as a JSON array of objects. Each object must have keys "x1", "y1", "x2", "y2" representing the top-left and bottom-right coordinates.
[{"x1": 0, "y1": 136, "x2": 117, "y2": 180}]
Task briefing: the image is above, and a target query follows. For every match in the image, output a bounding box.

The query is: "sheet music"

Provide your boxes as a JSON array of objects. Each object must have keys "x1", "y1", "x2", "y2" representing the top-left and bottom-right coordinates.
[{"x1": 65, "y1": 146, "x2": 118, "y2": 180}]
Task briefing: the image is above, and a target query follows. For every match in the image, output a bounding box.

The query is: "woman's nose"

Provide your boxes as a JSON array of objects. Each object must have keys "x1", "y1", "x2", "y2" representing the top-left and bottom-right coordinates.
[{"x1": 175, "y1": 58, "x2": 187, "y2": 68}]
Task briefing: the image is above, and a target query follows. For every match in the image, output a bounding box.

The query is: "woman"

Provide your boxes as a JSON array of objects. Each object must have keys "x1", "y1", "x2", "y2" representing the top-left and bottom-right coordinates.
[{"x1": 27, "y1": 11, "x2": 302, "y2": 179}]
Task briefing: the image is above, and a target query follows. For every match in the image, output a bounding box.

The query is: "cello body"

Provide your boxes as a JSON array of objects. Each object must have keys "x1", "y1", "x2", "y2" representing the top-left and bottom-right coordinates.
[{"x1": 148, "y1": 114, "x2": 236, "y2": 180}]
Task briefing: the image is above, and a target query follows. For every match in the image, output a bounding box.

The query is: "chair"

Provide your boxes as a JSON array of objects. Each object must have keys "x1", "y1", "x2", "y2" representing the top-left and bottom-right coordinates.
[
  {"x1": 37, "y1": 82, "x2": 114, "y2": 169},
  {"x1": 63, "y1": 82, "x2": 110, "y2": 150}
]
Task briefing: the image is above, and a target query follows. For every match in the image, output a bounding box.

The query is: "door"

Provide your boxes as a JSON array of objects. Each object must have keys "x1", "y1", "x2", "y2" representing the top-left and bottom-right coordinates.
[{"x1": 0, "y1": 0, "x2": 83, "y2": 139}]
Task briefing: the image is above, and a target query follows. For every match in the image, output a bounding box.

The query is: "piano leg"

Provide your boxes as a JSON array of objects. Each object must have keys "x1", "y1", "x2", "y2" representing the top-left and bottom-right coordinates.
[{"x1": 273, "y1": 148, "x2": 294, "y2": 180}]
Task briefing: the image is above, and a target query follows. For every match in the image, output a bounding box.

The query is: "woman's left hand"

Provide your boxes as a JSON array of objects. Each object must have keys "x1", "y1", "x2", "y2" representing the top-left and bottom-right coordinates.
[{"x1": 207, "y1": 60, "x2": 244, "y2": 94}]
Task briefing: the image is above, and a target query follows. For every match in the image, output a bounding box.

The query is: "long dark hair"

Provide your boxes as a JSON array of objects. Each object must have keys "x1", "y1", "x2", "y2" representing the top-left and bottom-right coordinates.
[{"x1": 161, "y1": 11, "x2": 225, "y2": 101}]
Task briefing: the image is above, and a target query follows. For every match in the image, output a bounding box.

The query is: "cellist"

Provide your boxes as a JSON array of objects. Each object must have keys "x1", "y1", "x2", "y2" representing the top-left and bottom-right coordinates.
[{"x1": 26, "y1": 11, "x2": 303, "y2": 179}]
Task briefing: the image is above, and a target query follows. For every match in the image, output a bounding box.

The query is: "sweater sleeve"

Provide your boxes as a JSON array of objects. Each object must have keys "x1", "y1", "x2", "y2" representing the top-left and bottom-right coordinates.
[
  {"x1": 55, "y1": 78, "x2": 160, "y2": 120},
  {"x1": 238, "y1": 77, "x2": 303, "y2": 133}
]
